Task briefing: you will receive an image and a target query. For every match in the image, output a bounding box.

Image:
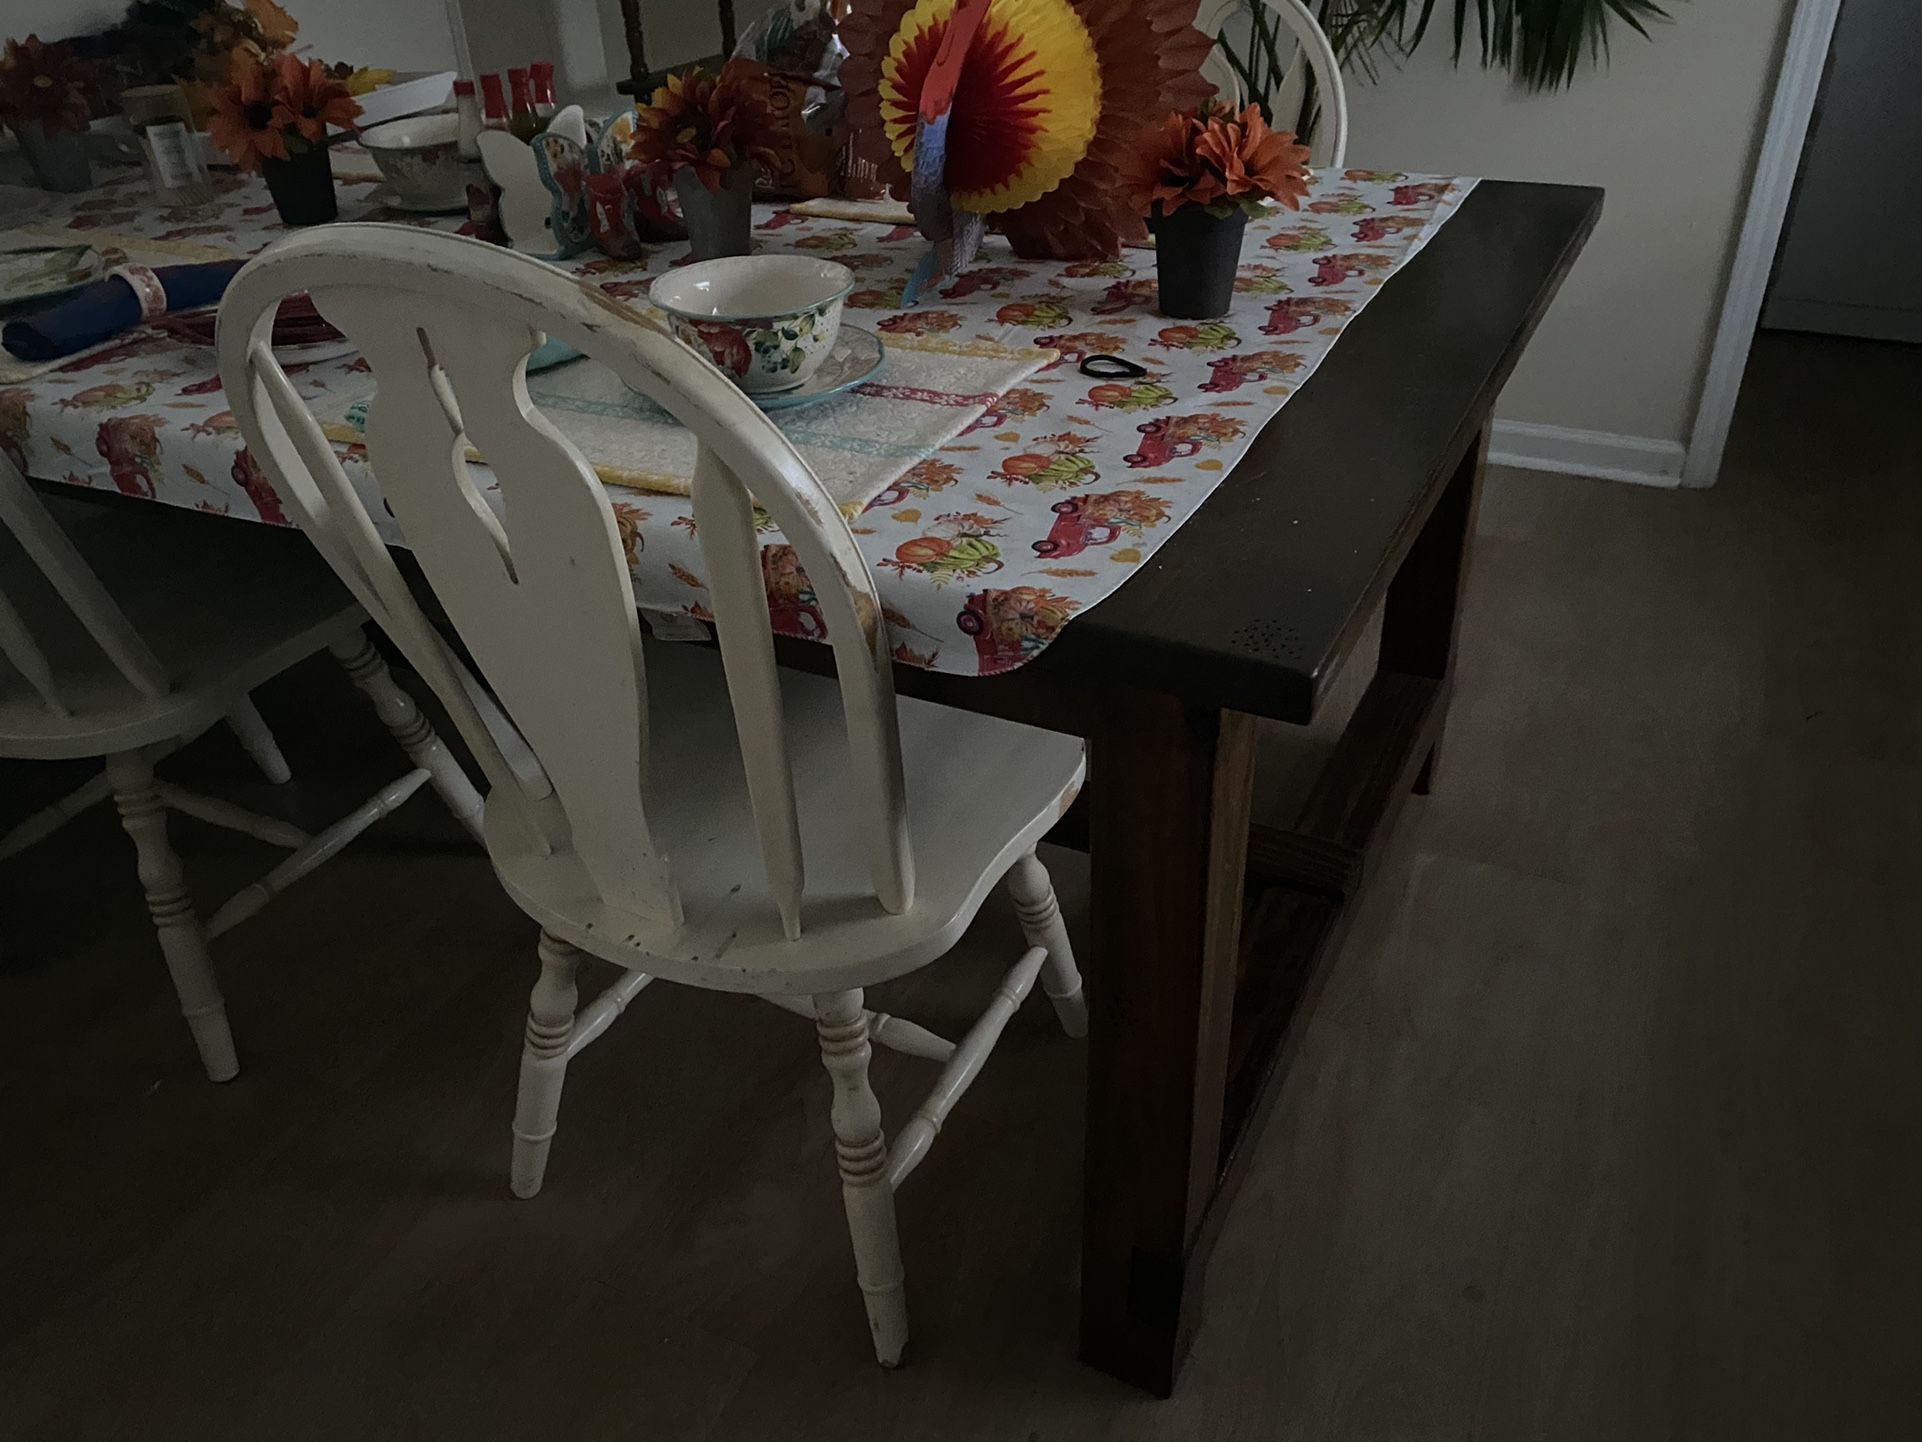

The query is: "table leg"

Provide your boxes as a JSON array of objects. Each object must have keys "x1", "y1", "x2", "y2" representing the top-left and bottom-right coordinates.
[
  {"x1": 1079, "y1": 692, "x2": 1257, "y2": 1396},
  {"x1": 1380, "y1": 426, "x2": 1488, "y2": 794}
]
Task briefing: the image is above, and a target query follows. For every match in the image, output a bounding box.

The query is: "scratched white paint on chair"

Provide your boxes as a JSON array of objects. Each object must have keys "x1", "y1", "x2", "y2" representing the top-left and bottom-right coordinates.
[
  {"x1": 0, "y1": 451, "x2": 484, "y2": 1081},
  {"x1": 217, "y1": 223, "x2": 1090, "y2": 1367},
  {"x1": 1198, "y1": 0, "x2": 1350, "y2": 168}
]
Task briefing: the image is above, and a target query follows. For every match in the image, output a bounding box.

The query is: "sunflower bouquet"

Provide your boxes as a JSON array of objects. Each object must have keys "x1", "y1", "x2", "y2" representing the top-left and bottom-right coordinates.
[
  {"x1": 207, "y1": 49, "x2": 358, "y2": 224},
  {"x1": 627, "y1": 62, "x2": 777, "y2": 194},
  {"x1": 1, "y1": 35, "x2": 102, "y2": 190},
  {"x1": 206, "y1": 49, "x2": 358, "y2": 170},
  {"x1": 1121, "y1": 100, "x2": 1312, "y2": 321},
  {"x1": 0, "y1": 35, "x2": 98, "y2": 136},
  {"x1": 628, "y1": 62, "x2": 779, "y2": 258},
  {"x1": 1120, "y1": 100, "x2": 1310, "y2": 220}
]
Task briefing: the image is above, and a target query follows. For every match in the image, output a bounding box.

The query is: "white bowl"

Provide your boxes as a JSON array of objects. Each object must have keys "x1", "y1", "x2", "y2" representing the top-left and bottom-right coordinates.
[
  {"x1": 359, "y1": 112, "x2": 474, "y2": 213},
  {"x1": 649, "y1": 256, "x2": 853, "y2": 394}
]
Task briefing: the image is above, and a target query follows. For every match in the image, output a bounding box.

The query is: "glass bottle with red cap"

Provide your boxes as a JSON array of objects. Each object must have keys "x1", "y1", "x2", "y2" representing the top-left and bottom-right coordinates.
[
  {"x1": 453, "y1": 78, "x2": 482, "y2": 160},
  {"x1": 530, "y1": 62, "x2": 557, "y2": 123},
  {"x1": 506, "y1": 67, "x2": 542, "y2": 141},
  {"x1": 479, "y1": 73, "x2": 510, "y2": 133}
]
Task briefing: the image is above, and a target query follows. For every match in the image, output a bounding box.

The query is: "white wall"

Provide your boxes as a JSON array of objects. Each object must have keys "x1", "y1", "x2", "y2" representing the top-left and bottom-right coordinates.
[
  {"x1": 296, "y1": 0, "x2": 459, "y2": 74},
  {"x1": 1346, "y1": 0, "x2": 1798, "y2": 480},
  {"x1": 7, "y1": 0, "x2": 458, "y2": 74},
  {"x1": 9, "y1": 2, "x2": 125, "y2": 43}
]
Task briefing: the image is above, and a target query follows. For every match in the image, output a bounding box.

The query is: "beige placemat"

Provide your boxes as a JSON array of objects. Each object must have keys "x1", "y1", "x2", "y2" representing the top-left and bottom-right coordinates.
[
  {"x1": 323, "y1": 331, "x2": 1053, "y2": 514},
  {"x1": 790, "y1": 197, "x2": 914, "y2": 225}
]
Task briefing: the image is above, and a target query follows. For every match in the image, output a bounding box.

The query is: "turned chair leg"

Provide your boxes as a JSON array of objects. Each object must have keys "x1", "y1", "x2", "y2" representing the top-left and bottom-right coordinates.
[
  {"x1": 511, "y1": 930, "x2": 580, "y2": 1199},
  {"x1": 1004, "y1": 849, "x2": 1088, "y2": 1038},
  {"x1": 225, "y1": 694, "x2": 292, "y2": 784},
  {"x1": 105, "y1": 749, "x2": 238, "y2": 1082},
  {"x1": 328, "y1": 630, "x2": 486, "y2": 844},
  {"x1": 814, "y1": 988, "x2": 909, "y2": 1367}
]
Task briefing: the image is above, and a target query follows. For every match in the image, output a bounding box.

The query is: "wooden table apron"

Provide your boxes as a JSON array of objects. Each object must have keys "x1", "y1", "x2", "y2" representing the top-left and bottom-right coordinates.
[{"x1": 776, "y1": 180, "x2": 1603, "y2": 1394}]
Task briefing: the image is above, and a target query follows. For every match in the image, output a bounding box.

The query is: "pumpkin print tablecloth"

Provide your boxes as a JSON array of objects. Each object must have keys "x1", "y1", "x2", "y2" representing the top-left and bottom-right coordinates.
[{"x1": 0, "y1": 166, "x2": 1475, "y2": 676}]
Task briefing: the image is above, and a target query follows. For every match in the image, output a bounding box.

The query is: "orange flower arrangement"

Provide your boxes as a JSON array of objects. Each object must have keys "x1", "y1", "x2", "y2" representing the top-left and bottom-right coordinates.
[
  {"x1": 1120, "y1": 101, "x2": 1311, "y2": 218},
  {"x1": 628, "y1": 62, "x2": 776, "y2": 193},
  {"x1": 207, "y1": 50, "x2": 359, "y2": 171},
  {"x1": 0, "y1": 35, "x2": 98, "y2": 136}
]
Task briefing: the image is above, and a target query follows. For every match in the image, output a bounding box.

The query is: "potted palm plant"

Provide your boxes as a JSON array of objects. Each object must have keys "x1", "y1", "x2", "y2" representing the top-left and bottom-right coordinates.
[
  {"x1": 0, "y1": 35, "x2": 99, "y2": 192},
  {"x1": 1220, "y1": 0, "x2": 1676, "y2": 143}
]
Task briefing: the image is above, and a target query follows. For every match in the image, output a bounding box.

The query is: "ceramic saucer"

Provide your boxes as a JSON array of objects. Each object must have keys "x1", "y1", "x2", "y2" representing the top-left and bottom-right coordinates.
[{"x1": 755, "y1": 324, "x2": 883, "y2": 412}]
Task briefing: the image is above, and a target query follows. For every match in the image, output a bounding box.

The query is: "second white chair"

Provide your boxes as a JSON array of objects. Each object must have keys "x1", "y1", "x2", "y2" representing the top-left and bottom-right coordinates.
[
  {"x1": 218, "y1": 225, "x2": 1089, "y2": 1367},
  {"x1": 0, "y1": 454, "x2": 485, "y2": 1081},
  {"x1": 1198, "y1": 0, "x2": 1350, "y2": 168}
]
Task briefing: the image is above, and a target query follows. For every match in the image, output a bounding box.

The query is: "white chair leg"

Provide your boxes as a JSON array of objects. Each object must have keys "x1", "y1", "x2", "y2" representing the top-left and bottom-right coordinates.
[
  {"x1": 814, "y1": 988, "x2": 908, "y2": 1367},
  {"x1": 105, "y1": 749, "x2": 238, "y2": 1082},
  {"x1": 328, "y1": 629, "x2": 486, "y2": 844},
  {"x1": 1004, "y1": 849, "x2": 1088, "y2": 1038},
  {"x1": 510, "y1": 929, "x2": 580, "y2": 1199},
  {"x1": 224, "y1": 694, "x2": 292, "y2": 784}
]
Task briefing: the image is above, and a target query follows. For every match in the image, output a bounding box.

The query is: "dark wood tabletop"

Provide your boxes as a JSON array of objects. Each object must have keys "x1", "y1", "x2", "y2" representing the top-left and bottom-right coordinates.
[{"x1": 874, "y1": 180, "x2": 1605, "y2": 728}]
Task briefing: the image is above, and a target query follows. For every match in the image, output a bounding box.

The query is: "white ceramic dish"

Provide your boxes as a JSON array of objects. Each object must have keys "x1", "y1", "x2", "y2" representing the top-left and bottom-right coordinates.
[
  {"x1": 649, "y1": 256, "x2": 852, "y2": 395},
  {"x1": 351, "y1": 72, "x2": 457, "y2": 131},
  {"x1": 359, "y1": 113, "x2": 475, "y2": 212},
  {"x1": 0, "y1": 245, "x2": 103, "y2": 308},
  {"x1": 616, "y1": 323, "x2": 883, "y2": 416},
  {"x1": 757, "y1": 325, "x2": 884, "y2": 410}
]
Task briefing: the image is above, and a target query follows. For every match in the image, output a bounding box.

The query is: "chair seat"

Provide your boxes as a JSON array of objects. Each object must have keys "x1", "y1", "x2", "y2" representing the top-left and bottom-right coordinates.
[
  {"x1": 485, "y1": 637, "x2": 1086, "y2": 995},
  {"x1": 0, "y1": 491, "x2": 363, "y2": 759}
]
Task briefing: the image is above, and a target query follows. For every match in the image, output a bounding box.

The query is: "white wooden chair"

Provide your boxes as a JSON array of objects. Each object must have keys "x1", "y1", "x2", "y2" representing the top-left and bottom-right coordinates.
[
  {"x1": 216, "y1": 224, "x2": 1089, "y2": 1367},
  {"x1": 0, "y1": 454, "x2": 485, "y2": 1082},
  {"x1": 1199, "y1": 0, "x2": 1350, "y2": 168}
]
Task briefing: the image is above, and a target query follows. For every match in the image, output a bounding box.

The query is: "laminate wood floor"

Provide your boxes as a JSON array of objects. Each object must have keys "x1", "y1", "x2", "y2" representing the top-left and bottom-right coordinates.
[{"x1": 3, "y1": 333, "x2": 1918, "y2": 1440}]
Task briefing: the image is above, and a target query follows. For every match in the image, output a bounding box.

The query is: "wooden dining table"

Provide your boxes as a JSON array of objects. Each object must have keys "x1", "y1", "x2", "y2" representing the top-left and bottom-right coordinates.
[
  {"x1": 11, "y1": 171, "x2": 1599, "y2": 1395},
  {"x1": 777, "y1": 177, "x2": 1604, "y2": 1394}
]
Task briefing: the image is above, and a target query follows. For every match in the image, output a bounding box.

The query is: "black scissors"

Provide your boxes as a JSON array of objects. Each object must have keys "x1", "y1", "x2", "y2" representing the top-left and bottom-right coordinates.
[{"x1": 1078, "y1": 353, "x2": 1149, "y2": 380}]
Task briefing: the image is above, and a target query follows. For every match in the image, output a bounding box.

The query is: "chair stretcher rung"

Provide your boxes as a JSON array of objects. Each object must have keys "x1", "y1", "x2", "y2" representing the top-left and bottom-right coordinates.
[{"x1": 886, "y1": 945, "x2": 1048, "y2": 1191}]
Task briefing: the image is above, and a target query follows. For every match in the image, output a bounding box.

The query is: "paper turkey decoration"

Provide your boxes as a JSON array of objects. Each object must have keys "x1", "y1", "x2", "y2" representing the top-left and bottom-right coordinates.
[{"x1": 840, "y1": 0, "x2": 1214, "y2": 261}]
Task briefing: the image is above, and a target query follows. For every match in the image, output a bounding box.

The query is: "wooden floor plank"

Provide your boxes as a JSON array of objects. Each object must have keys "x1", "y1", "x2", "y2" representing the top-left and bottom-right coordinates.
[{"x1": 2, "y1": 332, "x2": 1919, "y2": 1437}]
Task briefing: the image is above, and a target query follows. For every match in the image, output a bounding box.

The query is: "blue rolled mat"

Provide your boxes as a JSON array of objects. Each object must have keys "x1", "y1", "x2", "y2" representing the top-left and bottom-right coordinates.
[{"x1": 2, "y1": 260, "x2": 245, "y2": 362}]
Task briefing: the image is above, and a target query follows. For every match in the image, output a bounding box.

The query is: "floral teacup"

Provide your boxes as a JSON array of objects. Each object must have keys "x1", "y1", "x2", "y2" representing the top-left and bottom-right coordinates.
[{"x1": 649, "y1": 256, "x2": 852, "y2": 395}]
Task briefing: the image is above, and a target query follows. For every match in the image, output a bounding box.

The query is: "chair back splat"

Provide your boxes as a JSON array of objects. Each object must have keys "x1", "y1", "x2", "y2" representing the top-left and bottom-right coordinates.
[
  {"x1": 0, "y1": 456, "x2": 171, "y2": 718},
  {"x1": 217, "y1": 225, "x2": 913, "y2": 940},
  {"x1": 1197, "y1": 0, "x2": 1350, "y2": 169}
]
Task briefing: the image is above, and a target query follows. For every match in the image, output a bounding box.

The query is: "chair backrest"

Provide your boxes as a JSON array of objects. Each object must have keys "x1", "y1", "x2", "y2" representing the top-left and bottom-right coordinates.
[
  {"x1": 0, "y1": 454, "x2": 171, "y2": 719},
  {"x1": 215, "y1": 224, "x2": 912, "y2": 941},
  {"x1": 1197, "y1": 0, "x2": 1350, "y2": 169}
]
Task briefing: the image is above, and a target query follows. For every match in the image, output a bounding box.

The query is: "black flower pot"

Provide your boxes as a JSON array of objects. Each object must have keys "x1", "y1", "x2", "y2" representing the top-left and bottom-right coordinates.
[
  {"x1": 262, "y1": 145, "x2": 337, "y2": 227},
  {"x1": 1150, "y1": 202, "x2": 1248, "y2": 319}
]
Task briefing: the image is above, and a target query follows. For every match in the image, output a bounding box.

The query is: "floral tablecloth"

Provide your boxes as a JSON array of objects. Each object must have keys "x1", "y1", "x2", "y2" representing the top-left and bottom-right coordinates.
[{"x1": 0, "y1": 165, "x2": 1474, "y2": 676}]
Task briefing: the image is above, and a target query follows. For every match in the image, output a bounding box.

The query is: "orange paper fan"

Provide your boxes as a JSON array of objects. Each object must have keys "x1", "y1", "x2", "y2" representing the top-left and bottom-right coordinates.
[{"x1": 842, "y1": 0, "x2": 1215, "y2": 259}]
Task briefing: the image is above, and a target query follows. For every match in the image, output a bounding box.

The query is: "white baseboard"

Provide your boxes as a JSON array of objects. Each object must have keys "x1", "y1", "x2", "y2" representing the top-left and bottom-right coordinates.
[{"x1": 1488, "y1": 421, "x2": 1687, "y2": 489}]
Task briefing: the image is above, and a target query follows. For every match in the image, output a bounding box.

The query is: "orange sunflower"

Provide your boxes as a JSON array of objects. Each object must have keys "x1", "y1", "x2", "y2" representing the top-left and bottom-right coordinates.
[
  {"x1": 1119, "y1": 101, "x2": 1311, "y2": 217},
  {"x1": 273, "y1": 53, "x2": 359, "y2": 144},
  {"x1": 0, "y1": 35, "x2": 98, "y2": 135},
  {"x1": 207, "y1": 53, "x2": 292, "y2": 170},
  {"x1": 628, "y1": 63, "x2": 775, "y2": 192}
]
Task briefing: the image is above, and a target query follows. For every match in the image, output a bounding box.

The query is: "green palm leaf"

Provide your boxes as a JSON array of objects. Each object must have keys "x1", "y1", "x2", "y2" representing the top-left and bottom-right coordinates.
[{"x1": 1226, "y1": 0, "x2": 1676, "y2": 97}]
